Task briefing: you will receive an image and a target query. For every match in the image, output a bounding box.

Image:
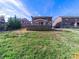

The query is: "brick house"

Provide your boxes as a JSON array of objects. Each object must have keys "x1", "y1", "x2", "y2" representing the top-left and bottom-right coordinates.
[
  {"x1": 53, "y1": 16, "x2": 79, "y2": 28},
  {"x1": 0, "y1": 16, "x2": 5, "y2": 30},
  {"x1": 32, "y1": 16, "x2": 52, "y2": 26},
  {"x1": 27, "y1": 16, "x2": 52, "y2": 31},
  {"x1": 0, "y1": 16, "x2": 5, "y2": 24}
]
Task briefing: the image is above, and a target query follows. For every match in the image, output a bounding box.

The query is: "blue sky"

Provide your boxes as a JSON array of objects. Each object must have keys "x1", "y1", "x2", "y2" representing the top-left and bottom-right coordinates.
[{"x1": 0, "y1": 0, "x2": 79, "y2": 21}]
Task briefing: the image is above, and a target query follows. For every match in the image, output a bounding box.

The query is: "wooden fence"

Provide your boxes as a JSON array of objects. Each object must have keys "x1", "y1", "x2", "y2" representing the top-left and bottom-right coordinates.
[{"x1": 26, "y1": 25, "x2": 52, "y2": 31}]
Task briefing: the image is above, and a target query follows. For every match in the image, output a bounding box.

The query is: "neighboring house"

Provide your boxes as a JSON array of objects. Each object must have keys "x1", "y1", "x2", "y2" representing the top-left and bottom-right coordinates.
[
  {"x1": 26, "y1": 16, "x2": 52, "y2": 31},
  {"x1": 20, "y1": 18, "x2": 31, "y2": 28},
  {"x1": 0, "y1": 16, "x2": 5, "y2": 30},
  {"x1": 32, "y1": 16, "x2": 52, "y2": 26},
  {"x1": 0, "y1": 16, "x2": 5, "y2": 24},
  {"x1": 53, "y1": 16, "x2": 79, "y2": 28}
]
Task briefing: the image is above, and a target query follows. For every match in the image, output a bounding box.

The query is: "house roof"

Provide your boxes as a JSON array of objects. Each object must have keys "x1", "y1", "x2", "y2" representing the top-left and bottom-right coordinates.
[
  {"x1": 31, "y1": 16, "x2": 52, "y2": 21},
  {"x1": 59, "y1": 16, "x2": 79, "y2": 18},
  {"x1": 31, "y1": 16, "x2": 52, "y2": 18}
]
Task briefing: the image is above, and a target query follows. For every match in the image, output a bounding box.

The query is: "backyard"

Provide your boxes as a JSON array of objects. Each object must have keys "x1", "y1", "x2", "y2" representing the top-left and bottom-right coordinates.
[{"x1": 0, "y1": 29, "x2": 79, "y2": 59}]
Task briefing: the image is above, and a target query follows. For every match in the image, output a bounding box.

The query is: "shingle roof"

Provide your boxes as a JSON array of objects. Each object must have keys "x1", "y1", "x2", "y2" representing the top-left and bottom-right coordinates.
[
  {"x1": 59, "y1": 16, "x2": 79, "y2": 18},
  {"x1": 31, "y1": 16, "x2": 52, "y2": 21}
]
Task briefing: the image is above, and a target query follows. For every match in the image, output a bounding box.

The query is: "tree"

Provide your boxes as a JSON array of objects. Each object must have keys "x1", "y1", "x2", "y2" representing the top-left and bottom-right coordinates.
[{"x1": 7, "y1": 16, "x2": 21, "y2": 30}]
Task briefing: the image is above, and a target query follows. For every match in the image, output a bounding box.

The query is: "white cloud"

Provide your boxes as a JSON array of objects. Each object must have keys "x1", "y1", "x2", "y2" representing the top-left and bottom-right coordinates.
[{"x1": 0, "y1": 0, "x2": 31, "y2": 21}]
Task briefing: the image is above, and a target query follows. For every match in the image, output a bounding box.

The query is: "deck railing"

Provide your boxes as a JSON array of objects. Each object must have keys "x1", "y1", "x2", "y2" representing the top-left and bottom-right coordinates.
[{"x1": 26, "y1": 25, "x2": 52, "y2": 31}]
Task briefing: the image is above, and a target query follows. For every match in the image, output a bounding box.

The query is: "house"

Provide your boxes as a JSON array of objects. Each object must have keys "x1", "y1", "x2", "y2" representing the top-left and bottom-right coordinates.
[
  {"x1": 0, "y1": 16, "x2": 5, "y2": 30},
  {"x1": 0, "y1": 16, "x2": 5, "y2": 24},
  {"x1": 20, "y1": 18, "x2": 31, "y2": 28},
  {"x1": 32, "y1": 16, "x2": 52, "y2": 26},
  {"x1": 27, "y1": 16, "x2": 52, "y2": 31},
  {"x1": 53, "y1": 16, "x2": 79, "y2": 28}
]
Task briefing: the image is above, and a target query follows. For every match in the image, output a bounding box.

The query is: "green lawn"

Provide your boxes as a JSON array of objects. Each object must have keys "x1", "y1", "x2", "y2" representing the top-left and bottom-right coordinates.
[{"x1": 0, "y1": 30, "x2": 79, "y2": 59}]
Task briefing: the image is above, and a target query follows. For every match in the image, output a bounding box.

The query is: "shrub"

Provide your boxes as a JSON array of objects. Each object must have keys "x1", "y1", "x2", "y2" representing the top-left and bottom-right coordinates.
[{"x1": 7, "y1": 16, "x2": 21, "y2": 30}]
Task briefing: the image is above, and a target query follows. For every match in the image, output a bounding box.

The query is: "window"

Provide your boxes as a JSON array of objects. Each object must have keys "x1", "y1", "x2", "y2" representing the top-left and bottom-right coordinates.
[
  {"x1": 41, "y1": 22, "x2": 43, "y2": 25},
  {"x1": 39, "y1": 22, "x2": 43, "y2": 25},
  {"x1": 77, "y1": 22, "x2": 79, "y2": 26}
]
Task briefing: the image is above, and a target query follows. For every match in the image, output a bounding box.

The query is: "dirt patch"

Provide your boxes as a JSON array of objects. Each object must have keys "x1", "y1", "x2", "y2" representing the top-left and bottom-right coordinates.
[
  {"x1": 13, "y1": 28, "x2": 29, "y2": 34},
  {"x1": 73, "y1": 53, "x2": 79, "y2": 59}
]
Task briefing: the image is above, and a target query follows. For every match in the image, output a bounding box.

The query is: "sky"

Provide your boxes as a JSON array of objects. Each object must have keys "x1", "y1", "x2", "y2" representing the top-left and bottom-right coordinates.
[{"x1": 0, "y1": 0, "x2": 79, "y2": 21}]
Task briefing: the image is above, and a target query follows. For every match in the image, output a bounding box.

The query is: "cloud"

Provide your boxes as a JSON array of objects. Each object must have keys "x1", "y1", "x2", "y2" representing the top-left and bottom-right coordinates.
[{"x1": 0, "y1": 0, "x2": 31, "y2": 21}]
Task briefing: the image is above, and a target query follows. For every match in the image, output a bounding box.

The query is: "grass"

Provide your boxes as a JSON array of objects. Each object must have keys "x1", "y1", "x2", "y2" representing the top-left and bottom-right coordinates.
[{"x1": 0, "y1": 30, "x2": 79, "y2": 59}]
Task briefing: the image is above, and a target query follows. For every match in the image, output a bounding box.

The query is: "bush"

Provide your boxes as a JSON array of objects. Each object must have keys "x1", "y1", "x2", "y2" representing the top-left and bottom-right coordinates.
[{"x1": 7, "y1": 16, "x2": 21, "y2": 30}]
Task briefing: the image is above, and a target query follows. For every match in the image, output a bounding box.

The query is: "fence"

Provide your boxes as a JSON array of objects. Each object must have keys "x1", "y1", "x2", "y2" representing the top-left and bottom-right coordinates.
[{"x1": 26, "y1": 25, "x2": 52, "y2": 31}]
